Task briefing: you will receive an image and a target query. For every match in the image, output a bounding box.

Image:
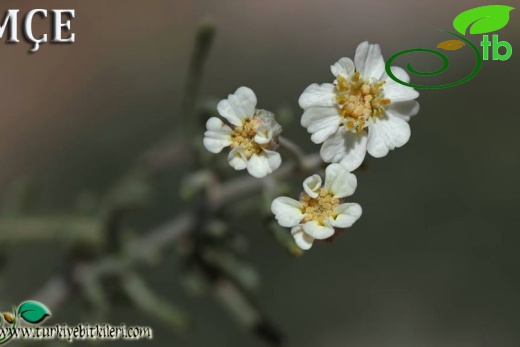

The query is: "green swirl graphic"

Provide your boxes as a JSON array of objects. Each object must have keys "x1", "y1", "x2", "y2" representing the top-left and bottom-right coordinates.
[{"x1": 385, "y1": 31, "x2": 483, "y2": 90}]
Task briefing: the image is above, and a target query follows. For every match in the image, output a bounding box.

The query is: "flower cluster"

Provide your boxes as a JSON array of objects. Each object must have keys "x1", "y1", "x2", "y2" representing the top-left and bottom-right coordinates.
[
  {"x1": 203, "y1": 42, "x2": 420, "y2": 251},
  {"x1": 271, "y1": 164, "x2": 362, "y2": 250},
  {"x1": 299, "y1": 41, "x2": 420, "y2": 171},
  {"x1": 203, "y1": 87, "x2": 282, "y2": 178}
]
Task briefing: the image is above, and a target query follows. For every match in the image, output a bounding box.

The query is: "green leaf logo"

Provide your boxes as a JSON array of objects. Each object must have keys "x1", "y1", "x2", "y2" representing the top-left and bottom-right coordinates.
[
  {"x1": 453, "y1": 5, "x2": 514, "y2": 35},
  {"x1": 17, "y1": 301, "x2": 51, "y2": 324}
]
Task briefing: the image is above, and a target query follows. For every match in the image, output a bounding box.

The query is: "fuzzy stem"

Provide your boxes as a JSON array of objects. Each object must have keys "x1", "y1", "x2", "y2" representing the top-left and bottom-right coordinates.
[
  {"x1": 181, "y1": 22, "x2": 216, "y2": 135},
  {"x1": 278, "y1": 136, "x2": 307, "y2": 170},
  {"x1": 31, "y1": 153, "x2": 323, "y2": 311}
]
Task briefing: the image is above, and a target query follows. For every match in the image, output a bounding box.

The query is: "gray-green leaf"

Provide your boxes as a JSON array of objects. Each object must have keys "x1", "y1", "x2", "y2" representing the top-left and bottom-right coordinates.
[
  {"x1": 17, "y1": 301, "x2": 51, "y2": 324},
  {"x1": 453, "y1": 5, "x2": 514, "y2": 35}
]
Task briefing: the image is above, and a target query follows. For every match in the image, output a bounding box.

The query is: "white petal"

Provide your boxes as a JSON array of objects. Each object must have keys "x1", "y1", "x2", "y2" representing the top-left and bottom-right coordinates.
[
  {"x1": 331, "y1": 57, "x2": 355, "y2": 78},
  {"x1": 217, "y1": 86, "x2": 257, "y2": 126},
  {"x1": 383, "y1": 66, "x2": 410, "y2": 83},
  {"x1": 366, "y1": 114, "x2": 411, "y2": 158},
  {"x1": 264, "y1": 149, "x2": 282, "y2": 171},
  {"x1": 217, "y1": 100, "x2": 242, "y2": 127},
  {"x1": 320, "y1": 130, "x2": 346, "y2": 163},
  {"x1": 303, "y1": 174, "x2": 322, "y2": 198},
  {"x1": 302, "y1": 221, "x2": 335, "y2": 240},
  {"x1": 354, "y1": 41, "x2": 385, "y2": 80},
  {"x1": 247, "y1": 150, "x2": 281, "y2": 178},
  {"x1": 291, "y1": 225, "x2": 314, "y2": 250},
  {"x1": 383, "y1": 81, "x2": 419, "y2": 102},
  {"x1": 301, "y1": 107, "x2": 341, "y2": 144},
  {"x1": 324, "y1": 163, "x2": 357, "y2": 198},
  {"x1": 385, "y1": 100, "x2": 420, "y2": 121},
  {"x1": 227, "y1": 146, "x2": 247, "y2": 170},
  {"x1": 271, "y1": 197, "x2": 305, "y2": 228},
  {"x1": 247, "y1": 153, "x2": 270, "y2": 178},
  {"x1": 330, "y1": 203, "x2": 362, "y2": 229},
  {"x1": 234, "y1": 86, "x2": 257, "y2": 115},
  {"x1": 301, "y1": 106, "x2": 337, "y2": 127},
  {"x1": 385, "y1": 101, "x2": 420, "y2": 121},
  {"x1": 298, "y1": 83, "x2": 336, "y2": 109},
  {"x1": 320, "y1": 128, "x2": 368, "y2": 171},
  {"x1": 254, "y1": 125, "x2": 273, "y2": 145},
  {"x1": 206, "y1": 116, "x2": 232, "y2": 132},
  {"x1": 203, "y1": 117, "x2": 232, "y2": 153}
]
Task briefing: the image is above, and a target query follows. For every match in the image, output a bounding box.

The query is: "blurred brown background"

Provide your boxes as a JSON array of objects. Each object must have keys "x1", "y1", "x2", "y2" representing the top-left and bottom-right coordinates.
[{"x1": 1, "y1": 0, "x2": 519, "y2": 346}]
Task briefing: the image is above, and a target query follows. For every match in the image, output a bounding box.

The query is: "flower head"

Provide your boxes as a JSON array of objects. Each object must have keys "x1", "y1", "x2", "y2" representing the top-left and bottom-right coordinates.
[
  {"x1": 204, "y1": 87, "x2": 282, "y2": 178},
  {"x1": 271, "y1": 163, "x2": 362, "y2": 250},
  {"x1": 299, "y1": 41, "x2": 420, "y2": 171}
]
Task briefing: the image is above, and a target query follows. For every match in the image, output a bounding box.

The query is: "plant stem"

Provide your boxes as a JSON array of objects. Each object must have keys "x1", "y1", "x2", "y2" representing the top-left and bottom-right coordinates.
[
  {"x1": 278, "y1": 136, "x2": 307, "y2": 170},
  {"x1": 31, "y1": 153, "x2": 323, "y2": 311},
  {"x1": 181, "y1": 22, "x2": 216, "y2": 135}
]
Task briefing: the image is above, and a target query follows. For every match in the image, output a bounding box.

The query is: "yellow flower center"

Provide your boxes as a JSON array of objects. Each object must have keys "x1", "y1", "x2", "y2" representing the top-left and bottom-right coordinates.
[
  {"x1": 230, "y1": 118, "x2": 263, "y2": 158},
  {"x1": 300, "y1": 188, "x2": 340, "y2": 225},
  {"x1": 335, "y1": 71, "x2": 391, "y2": 133}
]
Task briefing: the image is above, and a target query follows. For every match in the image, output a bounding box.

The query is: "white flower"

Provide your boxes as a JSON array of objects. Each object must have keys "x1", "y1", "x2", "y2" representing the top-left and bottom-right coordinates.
[
  {"x1": 271, "y1": 163, "x2": 362, "y2": 250},
  {"x1": 298, "y1": 41, "x2": 420, "y2": 171},
  {"x1": 204, "y1": 87, "x2": 282, "y2": 178}
]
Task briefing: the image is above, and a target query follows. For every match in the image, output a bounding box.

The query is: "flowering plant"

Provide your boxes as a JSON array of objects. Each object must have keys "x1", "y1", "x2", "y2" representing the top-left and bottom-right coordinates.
[
  {"x1": 205, "y1": 41, "x2": 420, "y2": 251},
  {"x1": 4, "y1": 27, "x2": 423, "y2": 346}
]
